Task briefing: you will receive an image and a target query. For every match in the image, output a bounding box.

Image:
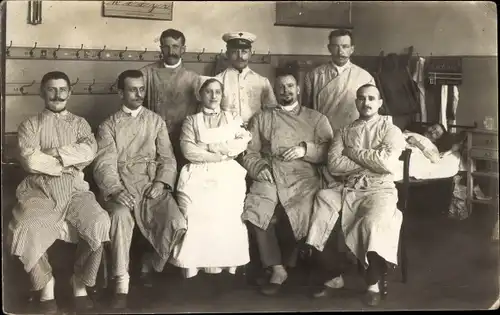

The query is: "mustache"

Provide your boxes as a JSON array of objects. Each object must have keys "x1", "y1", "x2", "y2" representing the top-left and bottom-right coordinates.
[{"x1": 49, "y1": 97, "x2": 68, "y2": 102}]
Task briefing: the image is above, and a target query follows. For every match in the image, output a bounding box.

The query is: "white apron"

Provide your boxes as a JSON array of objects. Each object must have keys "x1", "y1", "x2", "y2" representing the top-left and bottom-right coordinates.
[{"x1": 170, "y1": 113, "x2": 250, "y2": 278}]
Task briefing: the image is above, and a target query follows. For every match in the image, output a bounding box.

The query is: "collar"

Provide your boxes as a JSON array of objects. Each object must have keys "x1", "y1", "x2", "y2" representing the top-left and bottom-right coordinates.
[
  {"x1": 163, "y1": 58, "x2": 182, "y2": 69},
  {"x1": 331, "y1": 60, "x2": 351, "y2": 74},
  {"x1": 202, "y1": 107, "x2": 221, "y2": 115},
  {"x1": 354, "y1": 114, "x2": 382, "y2": 125},
  {"x1": 279, "y1": 101, "x2": 299, "y2": 112},
  {"x1": 229, "y1": 66, "x2": 253, "y2": 77},
  {"x1": 44, "y1": 108, "x2": 69, "y2": 117},
  {"x1": 122, "y1": 105, "x2": 143, "y2": 117}
]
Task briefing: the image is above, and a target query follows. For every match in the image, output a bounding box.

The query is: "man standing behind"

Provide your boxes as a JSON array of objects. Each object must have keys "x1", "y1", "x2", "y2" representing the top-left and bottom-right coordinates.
[
  {"x1": 140, "y1": 28, "x2": 200, "y2": 170},
  {"x1": 7, "y1": 71, "x2": 110, "y2": 314},
  {"x1": 242, "y1": 68, "x2": 333, "y2": 296},
  {"x1": 93, "y1": 70, "x2": 187, "y2": 309},
  {"x1": 216, "y1": 31, "x2": 277, "y2": 125},
  {"x1": 306, "y1": 84, "x2": 405, "y2": 306},
  {"x1": 303, "y1": 29, "x2": 375, "y2": 130}
]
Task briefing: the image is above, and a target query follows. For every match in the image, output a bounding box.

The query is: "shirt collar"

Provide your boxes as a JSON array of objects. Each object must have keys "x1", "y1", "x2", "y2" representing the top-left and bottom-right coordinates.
[
  {"x1": 122, "y1": 105, "x2": 143, "y2": 117},
  {"x1": 331, "y1": 60, "x2": 351, "y2": 74},
  {"x1": 279, "y1": 101, "x2": 299, "y2": 112},
  {"x1": 43, "y1": 108, "x2": 69, "y2": 117},
  {"x1": 202, "y1": 107, "x2": 221, "y2": 115},
  {"x1": 164, "y1": 58, "x2": 182, "y2": 69},
  {"x1": 354, "y1": 114, "x2": 382, "y2": 125},
  {"x1": 229, "y1": 66, "x2": 253, "y2": 77}
]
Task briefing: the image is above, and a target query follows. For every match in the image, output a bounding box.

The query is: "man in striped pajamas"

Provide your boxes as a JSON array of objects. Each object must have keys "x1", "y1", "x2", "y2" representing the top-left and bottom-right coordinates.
[
  {"x1": 7, "y1": 71, "x2": 111, "y2": 314},
  {"x1": 93, "y1": 70, "x2": 187, "y2": 309}
]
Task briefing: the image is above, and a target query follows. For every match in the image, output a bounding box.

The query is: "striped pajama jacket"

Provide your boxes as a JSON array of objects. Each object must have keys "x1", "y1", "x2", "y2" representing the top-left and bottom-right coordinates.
[{"x1": 8, "y1": 109, "x2": 110, "y2": 290}]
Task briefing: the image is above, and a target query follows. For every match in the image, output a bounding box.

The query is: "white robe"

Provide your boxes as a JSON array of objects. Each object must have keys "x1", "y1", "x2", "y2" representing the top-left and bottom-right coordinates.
[
  {"x1": 306, "y1": 115, "x2": 406, "y2": 267},
  {"x1": 303, "y1": 61, "x2": 375, "y2": 130}
]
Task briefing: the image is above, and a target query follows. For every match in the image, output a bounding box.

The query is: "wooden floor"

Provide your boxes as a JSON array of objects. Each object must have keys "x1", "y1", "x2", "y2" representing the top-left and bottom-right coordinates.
[{"x1": 2, "y1": 168, "x2": 499, "y2": 313}]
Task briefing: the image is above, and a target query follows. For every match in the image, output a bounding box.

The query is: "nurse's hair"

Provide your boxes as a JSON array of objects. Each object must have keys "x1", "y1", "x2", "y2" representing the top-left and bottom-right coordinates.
[
  {"x1": 199, "y1": 78, "x2": 224, "y2": 95},
  {"x1": 160, "y1": 28, "x2": 186, "y2": 46},
  {"x1": 356, "y1": 84, "x2": 381, "y2": 99},
  {"x1": 117, "y1": 70, "x2": 143, "y2": 90},
  {"x1": 328, "y1": 29, "x2": 354, "y2": 45},
  {"x1": 40, "y1": 71, "x2": 71, "y2": 89}
]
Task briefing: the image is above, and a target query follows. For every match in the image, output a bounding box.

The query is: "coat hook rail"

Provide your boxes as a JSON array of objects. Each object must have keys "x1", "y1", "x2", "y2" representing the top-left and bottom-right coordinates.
[
  {"x1": 6, "y1": 79, "x2": 123, "y2": 95},
  {"x1": 5, "y1": 44, "x2": 273, "y2": 64}
]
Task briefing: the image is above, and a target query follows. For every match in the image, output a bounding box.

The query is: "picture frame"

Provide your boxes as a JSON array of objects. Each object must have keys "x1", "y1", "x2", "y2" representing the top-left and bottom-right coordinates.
[{"x1": 102, "y1": 1, "x2": 173, "y2": 21}]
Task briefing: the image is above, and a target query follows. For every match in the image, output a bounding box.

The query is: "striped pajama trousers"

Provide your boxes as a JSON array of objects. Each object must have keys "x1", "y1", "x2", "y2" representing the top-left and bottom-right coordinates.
[
  {"x1": 28, "y1": 242, "x2": 104, "y2": 291},
  {"x1": 13, "y1": 192, "x2": 111, "y2": 291}
]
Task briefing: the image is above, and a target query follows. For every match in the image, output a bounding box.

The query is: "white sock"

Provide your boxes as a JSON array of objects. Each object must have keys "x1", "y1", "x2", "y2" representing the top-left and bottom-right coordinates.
[
  {"x1": 324, "y1": 275, "x2": 345, "y2": 289},
  {"x1": 115, "y1": 273, "x2": 130, "y2": 295},
  {"x1": 367, "y1": 281, "x2": 380, "y2": 293},
  {"x1": 71, "y1": 275, "x2": 88, "y2": 297},
  {"x1": 269, "y1": 265, "x2": 288, "y2": 285},
  {"x1": 40, "y1": 276, "x2": 55, "y2": 302}
]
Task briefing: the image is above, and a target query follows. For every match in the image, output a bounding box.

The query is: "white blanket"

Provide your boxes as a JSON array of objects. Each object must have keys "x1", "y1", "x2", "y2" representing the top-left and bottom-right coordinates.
[{"x1": 393, "y1": 150, "x2": 462, "y2": 181}]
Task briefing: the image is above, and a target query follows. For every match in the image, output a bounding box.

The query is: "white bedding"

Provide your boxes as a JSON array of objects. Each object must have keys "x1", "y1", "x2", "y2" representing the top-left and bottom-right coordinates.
[{"x1": 392, "y1": 150, "x2": 462, "y2": 182}]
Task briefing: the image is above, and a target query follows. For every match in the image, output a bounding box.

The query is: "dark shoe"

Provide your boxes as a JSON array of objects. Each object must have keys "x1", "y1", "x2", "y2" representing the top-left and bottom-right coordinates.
[
  {"x1": 74, "y1": 295, "x2": 94, "y2": 311},
  {"x1": 39, "y1": 299, "x2": 58, "y2": 315},
  {"x1": 363, "y1": 290, "x2": 381, "y2": 307},
  {"x1": 254, "y1": 268, "x2": 272, "y2": 286},
  {"x1": 312, "y1": 286, "x2": 340, "y2": 299},
  {"x1": 260, "y1": 283, "x2": 282, "y2": 296},
  {"x1": 110, "y1": 293, "x2": 128, "y2": 309},
  {"x1": 139, "y1": 272, "x2": 154, "y2": 288}
]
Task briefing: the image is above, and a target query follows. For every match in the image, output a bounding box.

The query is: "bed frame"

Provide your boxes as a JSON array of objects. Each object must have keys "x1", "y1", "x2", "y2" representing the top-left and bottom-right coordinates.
[{"x1": 395, "y1": 121, "x2": 477, "y2": 284}]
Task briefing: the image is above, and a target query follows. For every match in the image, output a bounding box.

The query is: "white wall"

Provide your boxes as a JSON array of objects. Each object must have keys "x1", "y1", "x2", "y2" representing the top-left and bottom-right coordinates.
[
  {"x1": 351, "y1": 1, "x2": 497, "y2": 56},
  {"x1": 6, "y1": 1, "x2": 497, "y2": 56},
  {"x1": 6, "y1": 1, "x2": 332, "y2": 55}
]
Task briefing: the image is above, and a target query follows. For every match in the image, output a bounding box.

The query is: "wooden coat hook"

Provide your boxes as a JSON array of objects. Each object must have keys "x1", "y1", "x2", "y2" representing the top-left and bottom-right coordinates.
[
  {"x1": 76, "y1": 44, "x2": 84, "y2": 59},
  {"x1": 20, "y1": 80, "x2": 36, "y2": 95},
  {"x1": 197, "y1": 48, "x2": 205, "y2": 61},
  {"x1": 97, "y1": 45, "x2": 107, "y2": 59},
  {"x1": 29, "y1": 42, "x2": 37, "y2": 57}
]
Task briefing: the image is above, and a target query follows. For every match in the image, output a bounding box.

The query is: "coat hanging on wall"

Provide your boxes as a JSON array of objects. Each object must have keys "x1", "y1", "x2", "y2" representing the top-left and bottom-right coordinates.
[{"x1": 426, "y1": 57, "x2": 462, "y2": 131}]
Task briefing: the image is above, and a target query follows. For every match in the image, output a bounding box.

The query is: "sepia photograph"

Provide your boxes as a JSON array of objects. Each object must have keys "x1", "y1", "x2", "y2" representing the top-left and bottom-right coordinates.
[{"x1": 0, "y1": 0, "x2": 498, "y2": 313}]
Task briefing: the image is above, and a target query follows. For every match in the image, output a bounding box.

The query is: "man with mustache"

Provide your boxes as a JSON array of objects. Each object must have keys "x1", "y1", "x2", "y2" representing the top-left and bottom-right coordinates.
[
  {"x1": 302, "y1": 29, "x2": 375, "y2": 130},
  {"x1": 216, "y1": 31, "x2": 277, "y2": 125},
  {"x1": 306, "y1": 84, "x2": 405, "y2": 306},
  {"x1": 93, "y1": 70, "x2": 187, "y2": 309},
  {"x1": 242, "y1": 67, "x2": 333, "y2": 296},
  {"x1": 140, "y1": 29, "x2": 200, "y2": 172},
  {"x1": 7, "y1": 71, "x2": 111, "y2": 314}
]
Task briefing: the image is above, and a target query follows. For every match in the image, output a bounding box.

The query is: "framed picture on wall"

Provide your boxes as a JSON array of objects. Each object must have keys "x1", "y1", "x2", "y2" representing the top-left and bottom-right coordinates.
[
  {"x1": 275, "y1": 1, "x2": 352, "y2": 29},
  {"x1": 102, "y1": 1, "x2": 173, "y2": 21}
]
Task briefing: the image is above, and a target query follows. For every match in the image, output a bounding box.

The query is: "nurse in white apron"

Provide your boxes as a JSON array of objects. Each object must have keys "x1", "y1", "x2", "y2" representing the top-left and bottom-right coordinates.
[{"x1": 169, "y1": 76, "x2": 252, "y2": 278}]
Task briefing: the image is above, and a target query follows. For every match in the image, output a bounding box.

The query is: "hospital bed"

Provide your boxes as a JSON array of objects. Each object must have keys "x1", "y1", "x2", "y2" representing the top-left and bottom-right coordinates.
[{"x1": 394, "y1": 122, "x2": 476, "y2": 284}]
